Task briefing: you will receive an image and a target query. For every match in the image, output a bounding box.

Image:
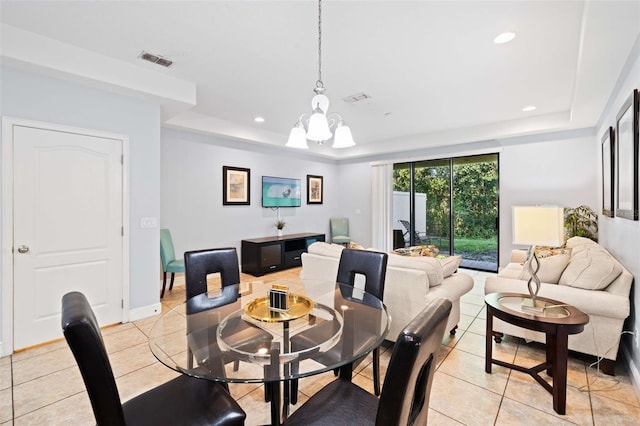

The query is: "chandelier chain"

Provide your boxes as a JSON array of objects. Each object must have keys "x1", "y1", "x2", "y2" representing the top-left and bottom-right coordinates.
[{"x1": 317, "y1": 0, "x2": 323, "y2": 88}]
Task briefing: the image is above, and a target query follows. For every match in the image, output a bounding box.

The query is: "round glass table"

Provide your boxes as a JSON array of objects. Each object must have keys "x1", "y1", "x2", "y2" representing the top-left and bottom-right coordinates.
[{"x1": 149, "y1": 279, "x2": 389, "y2": 425}]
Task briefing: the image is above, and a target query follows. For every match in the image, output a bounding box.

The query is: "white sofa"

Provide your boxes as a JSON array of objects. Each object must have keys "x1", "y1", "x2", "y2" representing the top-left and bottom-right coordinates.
[
  {"x1": 484, "y1": 237, "x2": 633, "y2": 371},
  {"x1": 300, "y1": 242, "x2": 474, "y2": 341}
]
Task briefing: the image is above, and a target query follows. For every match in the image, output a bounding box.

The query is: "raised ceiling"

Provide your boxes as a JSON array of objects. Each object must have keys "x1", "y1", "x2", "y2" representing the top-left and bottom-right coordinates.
[{"x1": 1, "y1": 1, "x2": 638, "y2": 159}]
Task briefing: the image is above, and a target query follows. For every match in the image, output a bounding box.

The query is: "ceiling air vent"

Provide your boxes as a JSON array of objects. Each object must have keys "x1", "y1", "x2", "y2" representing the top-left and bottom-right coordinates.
[
  {"x1": 138, "y1": 51, "x2": 173, "y2": 68},
  {"x1": 342, "y1": 92, "x2": 372, "y2": 103}
]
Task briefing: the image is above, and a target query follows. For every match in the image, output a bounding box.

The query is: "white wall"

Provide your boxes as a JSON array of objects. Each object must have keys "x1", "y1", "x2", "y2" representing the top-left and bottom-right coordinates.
[
  {"x1": 596, "y1": 38, "x2": 640, "y2": 379},
  {"x1": 160, "y1": 128, "x2": 339, "y2": 258},
  {"x1": 336, "y1": 162, "x2": 373, "y2": 247},
  {"x1": 498, "y1": 131, "x2": 598, "y2": 262},
  {"x1": 0, "y1": 67, "x2": 161, "y2": 351}
]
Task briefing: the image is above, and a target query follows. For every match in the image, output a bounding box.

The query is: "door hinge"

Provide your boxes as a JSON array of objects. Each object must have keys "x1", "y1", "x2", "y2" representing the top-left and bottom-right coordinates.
[
  {"x1": 121, "y1": 154, "x2": 124, "y2": 165},
  {"x1": 121, "y1": 299, "x2": 124, "y2": 308},
  {"x1": 121, "y1": 227, "x2": 124, "y2": 236}
]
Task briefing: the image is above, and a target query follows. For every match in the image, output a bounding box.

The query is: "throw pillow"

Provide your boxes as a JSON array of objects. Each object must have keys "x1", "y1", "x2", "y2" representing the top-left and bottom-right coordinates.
[
  {"x1": 388, "y1": 253, "x2": 444, "y2": 287},
  {"x1": 347, "y1": 241, "x2": 364, "y2": 250},
  {"x1": 558, "y1": 257, "x2": 623, "y2": 290},
  {"x1": 534, "y1": 246, "x2": 572, "y2": 259},
  {"x1": 439, "y1": 256, "x2": 462, "y2": 278},
  {"x1": 518, "y1": 253, "x2": 571, "y2": 284}
]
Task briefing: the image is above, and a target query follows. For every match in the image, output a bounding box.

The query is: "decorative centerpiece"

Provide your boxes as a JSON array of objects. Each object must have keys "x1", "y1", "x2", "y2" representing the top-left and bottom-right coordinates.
[
  {"x1": 269, "y1": 284, "x2": 290, "y2": 311},
  {"x1": 275, "y1": 219, "x2": 286, "y2": 237}
]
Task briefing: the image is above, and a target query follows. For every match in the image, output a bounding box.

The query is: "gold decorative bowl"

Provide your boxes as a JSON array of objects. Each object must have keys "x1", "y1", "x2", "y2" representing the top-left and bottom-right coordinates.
[{"x1": 244, "y1": 294, "x2": 314, "y2": 322}]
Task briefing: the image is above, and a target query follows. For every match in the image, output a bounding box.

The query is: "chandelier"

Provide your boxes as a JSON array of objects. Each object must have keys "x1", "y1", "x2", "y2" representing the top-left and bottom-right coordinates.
[{"x1": 286, "y1": 0, "x2": 355, "y2": 149}]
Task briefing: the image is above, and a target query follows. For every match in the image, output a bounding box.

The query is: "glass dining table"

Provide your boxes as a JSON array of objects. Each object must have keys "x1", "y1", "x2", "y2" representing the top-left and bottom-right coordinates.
[{"x1": 149, "y1": 278, "x2": 390, "y2": 426}]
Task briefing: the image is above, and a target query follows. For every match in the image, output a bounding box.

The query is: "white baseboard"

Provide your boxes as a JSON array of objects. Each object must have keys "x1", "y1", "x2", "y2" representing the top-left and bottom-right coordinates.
[
  {"x1": 621, "y1": 344, "x2": 640, "y2": 401},
  {"x1": 129, "y1": 302, "x2": 162, "y2": 322}
]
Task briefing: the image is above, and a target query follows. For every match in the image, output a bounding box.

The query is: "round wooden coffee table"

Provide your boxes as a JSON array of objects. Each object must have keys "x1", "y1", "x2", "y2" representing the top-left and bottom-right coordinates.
[{"x1": 485, "y1": 292, "x2": 589, "y2": 415}]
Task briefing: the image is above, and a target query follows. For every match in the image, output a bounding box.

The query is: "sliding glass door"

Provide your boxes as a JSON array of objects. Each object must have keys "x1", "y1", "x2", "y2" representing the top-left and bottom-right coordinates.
[{"x1": 393, "y1": 154, "x2": 499, "y2": 272}]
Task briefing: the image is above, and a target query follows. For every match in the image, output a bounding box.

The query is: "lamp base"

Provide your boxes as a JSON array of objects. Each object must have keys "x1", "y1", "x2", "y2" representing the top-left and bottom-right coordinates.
[{"x1": 521, "y1": 298, "x2": 545, "y2": 314}]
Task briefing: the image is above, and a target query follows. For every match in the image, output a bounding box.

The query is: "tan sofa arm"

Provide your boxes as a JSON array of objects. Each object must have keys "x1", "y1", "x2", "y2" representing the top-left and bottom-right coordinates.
[{"x1": 511, "y1": 249, "x2": 528, "y2": 263}]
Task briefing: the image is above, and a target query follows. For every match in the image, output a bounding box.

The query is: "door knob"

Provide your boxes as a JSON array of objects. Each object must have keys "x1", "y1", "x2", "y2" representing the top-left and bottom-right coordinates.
[{"x1": 17, "y1": 245, "x2": 29, "y2": 254}]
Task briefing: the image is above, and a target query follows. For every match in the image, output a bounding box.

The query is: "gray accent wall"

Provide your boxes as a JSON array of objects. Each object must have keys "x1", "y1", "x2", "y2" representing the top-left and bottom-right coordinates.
[
  {"x1": 596, "y1": 36, "x2": 640, "y2": 379},
  {"x1": 160, "y1": 128, "x2": 340, "y2": 258}
]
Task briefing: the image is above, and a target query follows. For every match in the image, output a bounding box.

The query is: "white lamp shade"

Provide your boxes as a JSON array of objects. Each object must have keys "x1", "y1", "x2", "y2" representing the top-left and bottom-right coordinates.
[
  {"x1": 512, "y1": 206, "x2": 565, "y2": 247},
  {"x1": 306, "y1": 110, "x2": 333, "y2": 141},
  {"x1": 286, "y1": 125, "x2": 308, "y2": 149},
  {"x1": 332, "y1": 124, "x2": 355, "y2": 148}
]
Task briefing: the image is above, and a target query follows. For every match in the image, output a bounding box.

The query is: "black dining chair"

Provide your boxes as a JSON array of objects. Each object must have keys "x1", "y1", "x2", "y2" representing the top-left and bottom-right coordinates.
[
  {"x1": 61, "y1": 291, "x2": 246, "y2": 426},
  {"x1": 283, "y1": 297, "x2": 452, "y2": 426},
  {"x1": 184, "y1": 248, "x2": 273, "y2": 397},
  {"x1": 290, "y1": 248, "x2": 388, "y2": 402}
]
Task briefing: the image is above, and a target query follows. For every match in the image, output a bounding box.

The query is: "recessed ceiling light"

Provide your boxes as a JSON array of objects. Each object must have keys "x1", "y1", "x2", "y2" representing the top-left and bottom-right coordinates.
[
  {"x1": 494, "y1": 32, "x2": 516, "y2": 44},
  {"x1": 254, "y1": 116, "x2": 265, "y2": 123},
  {"x1": 522, "y1": 105, "x2": 536, "y2": 112}
]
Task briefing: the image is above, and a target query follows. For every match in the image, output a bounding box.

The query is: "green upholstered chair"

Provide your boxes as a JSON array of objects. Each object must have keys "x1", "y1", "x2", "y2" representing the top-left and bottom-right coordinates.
[
  {"x1": 330, "y1": 218, "x2": 351, "y2": 245},
  {"x1": 160, "y1": 229, "x2": 185, "y2": 298}
]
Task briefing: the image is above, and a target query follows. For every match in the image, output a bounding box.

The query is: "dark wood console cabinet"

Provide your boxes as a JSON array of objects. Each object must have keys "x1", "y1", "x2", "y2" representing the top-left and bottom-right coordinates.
[{"x1": 241, "y1": 232, "x2": 325, "y2": 276}]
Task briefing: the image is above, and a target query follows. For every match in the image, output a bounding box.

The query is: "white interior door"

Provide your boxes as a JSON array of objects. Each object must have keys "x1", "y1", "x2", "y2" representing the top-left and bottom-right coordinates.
[{"x1": 13, "y1": 125, "x2": 124, "y2": 349}]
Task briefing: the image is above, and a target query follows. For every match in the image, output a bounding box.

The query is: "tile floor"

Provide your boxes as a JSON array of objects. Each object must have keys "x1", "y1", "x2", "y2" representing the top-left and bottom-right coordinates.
[{"x1": 1, "y1": 268, "x2": 639, "y2": 425}]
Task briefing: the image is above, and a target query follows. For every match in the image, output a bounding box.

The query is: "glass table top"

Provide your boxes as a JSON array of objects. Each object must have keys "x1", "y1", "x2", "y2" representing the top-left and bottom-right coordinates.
[
  {"x1": 498, "y1": 296, "x2": 571, "y2": 318},
  {"x1": 149, "y1": 278, "x2": 389, "y2": 383}
]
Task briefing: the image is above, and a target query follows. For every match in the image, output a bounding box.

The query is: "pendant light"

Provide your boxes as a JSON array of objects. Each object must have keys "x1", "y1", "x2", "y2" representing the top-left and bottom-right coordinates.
[{"x1": 286, "y1": 0, "x2": 355, "y2": 149}]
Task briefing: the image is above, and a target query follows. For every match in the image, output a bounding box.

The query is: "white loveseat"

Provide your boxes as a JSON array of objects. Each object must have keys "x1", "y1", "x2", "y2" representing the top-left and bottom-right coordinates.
[
  {"x1": 300, "y1": 242, "x2": 474, "y2": 341},
  {"x1": 484, "y1": 237, "x2": 633, "y2": 370}
]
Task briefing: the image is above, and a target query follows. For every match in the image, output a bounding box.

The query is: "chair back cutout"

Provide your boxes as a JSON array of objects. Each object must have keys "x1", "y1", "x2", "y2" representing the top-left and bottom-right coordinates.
[
  {"x1": 376, "y1": 298, "x2": 452, "y2": 426},
  {"x1": 336, "y1": 249, "x2": 388, "y2": 301},
  {"x1": 184, "y1": 248, "x2": 241, "y2": 313}
]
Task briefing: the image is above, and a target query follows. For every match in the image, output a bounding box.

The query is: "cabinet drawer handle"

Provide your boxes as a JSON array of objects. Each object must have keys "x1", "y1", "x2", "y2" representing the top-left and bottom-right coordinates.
[
  {"x1": 294, "y1": 256, "x2": 300, "y2": 260},
  {"x1": 269, "y1": 265, "x2": 277, "y2": 269}
]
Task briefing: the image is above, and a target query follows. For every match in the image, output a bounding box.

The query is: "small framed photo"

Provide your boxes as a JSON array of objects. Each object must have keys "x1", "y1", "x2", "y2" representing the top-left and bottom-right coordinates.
[
  {"x1": 307, "y1": 175, "x2": 323, "y2": 204},
  {"x1": 601, "y1": 126, "x2": 614, "y2": 218},
  {"x1": 615, "y1": 89, "x2": 639, "y2": 220},
  {"x1": 223, "y1": 166, "x2": 250, "y2": 205}
]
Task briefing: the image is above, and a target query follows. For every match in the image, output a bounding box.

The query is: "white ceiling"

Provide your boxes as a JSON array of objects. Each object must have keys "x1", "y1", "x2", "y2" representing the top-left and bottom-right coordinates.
[{"x1": 1, "y1": 1, "x2": 639, "y2": 159}]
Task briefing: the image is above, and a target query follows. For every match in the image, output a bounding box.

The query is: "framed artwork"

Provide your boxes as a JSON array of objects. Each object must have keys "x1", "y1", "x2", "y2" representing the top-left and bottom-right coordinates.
[
  {"x1": 601, "y1": 126, "x2": 615, "y2": 218},
  {"x1": 222, "y1": 166, "x2": 250, "y2": 205},
  {"x1": 307, "y1": 175, "x2": 323, "y2": 204},
  {"x1": 615, "y1": 89, "x2": 639, "y2": 220}
]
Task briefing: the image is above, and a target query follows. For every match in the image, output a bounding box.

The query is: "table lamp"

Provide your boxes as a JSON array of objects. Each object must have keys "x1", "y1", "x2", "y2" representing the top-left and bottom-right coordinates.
[{"x1": 512, "y1": 206, "x2": 565, "y2": 313}]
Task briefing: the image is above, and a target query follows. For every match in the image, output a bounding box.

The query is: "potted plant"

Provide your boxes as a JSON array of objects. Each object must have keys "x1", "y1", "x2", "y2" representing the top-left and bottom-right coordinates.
[
  {"x1": 564, "y1": 205, "x2": 598, "y2": 242},
  {"x1": 275, "y1": 219, "x2": 286, "y2": 237}
]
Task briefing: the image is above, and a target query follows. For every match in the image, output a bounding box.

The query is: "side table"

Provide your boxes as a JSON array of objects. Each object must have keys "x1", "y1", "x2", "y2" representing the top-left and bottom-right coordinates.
[{"x1": 485, "y1": 292, "x2": 589, "y2": 415}]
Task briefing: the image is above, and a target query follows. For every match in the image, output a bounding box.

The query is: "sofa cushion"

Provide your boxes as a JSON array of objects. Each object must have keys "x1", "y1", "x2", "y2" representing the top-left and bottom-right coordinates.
[
  {"x1": 440, "y1": 256, "x2": 462, "y2": 278},
  {"x1": 518, "y1": 253, "x2": 570, "y2": 284},
  {"x1": 565, "y1": 236, "x2": 599, "y2": 249},
  {"x1": 388, "y1": 253, "x2": 444, "y2": 287},
  {"x1": 307, "y1": 242, "x2": 344, "y2": 258},
  {"x1": 559, "y1": 257, "x2": 623, "y2": 290}
]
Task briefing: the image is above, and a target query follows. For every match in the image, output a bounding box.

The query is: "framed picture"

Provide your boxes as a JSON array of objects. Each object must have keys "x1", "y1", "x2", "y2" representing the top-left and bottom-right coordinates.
[
  {"x1": 601, "y1": 127, "x2": 615, "y2": 218},
  {"x1": 307, "y1": 175, "x2": 323, "y2": 204},
  {"x1": 615, "y1": 89, "x2": 639, "y2": 220},
  {"x1": 223, "y1": 166, "x2": 250, "y2": 205}
]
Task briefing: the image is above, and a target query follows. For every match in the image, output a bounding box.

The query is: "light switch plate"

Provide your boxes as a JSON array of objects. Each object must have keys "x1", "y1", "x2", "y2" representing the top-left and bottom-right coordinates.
[{"x1": 140, "y1": 217, "x2": 158, "y2": 228}]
